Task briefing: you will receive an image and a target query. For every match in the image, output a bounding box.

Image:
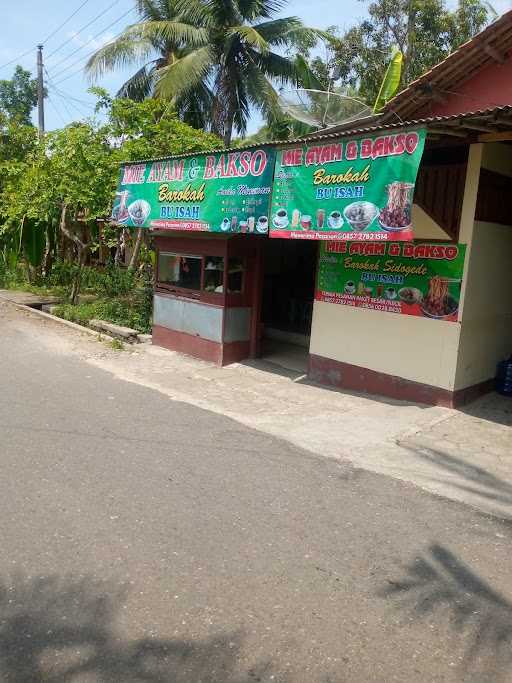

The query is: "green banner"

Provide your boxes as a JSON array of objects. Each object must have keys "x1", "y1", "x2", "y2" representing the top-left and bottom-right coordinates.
[
  {"x1": 316, "y1": 241, "x2": 466, "y2": 322},
  {"x1": 112, "y1": 147, "x2": 276, "y2": 234},
  {"x1": 270, "y1": 129, "x2": 426, "y2": 241}
]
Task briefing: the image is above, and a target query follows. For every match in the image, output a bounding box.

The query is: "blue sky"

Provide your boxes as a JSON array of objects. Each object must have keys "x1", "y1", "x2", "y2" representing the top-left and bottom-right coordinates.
[{"x1": 1, "y1": 0, "x2": 511, "y2": 133}]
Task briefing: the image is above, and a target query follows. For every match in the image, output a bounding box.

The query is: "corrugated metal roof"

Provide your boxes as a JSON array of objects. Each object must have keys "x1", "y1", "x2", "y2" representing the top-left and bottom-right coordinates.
[{"x1": 121, "y1": 104, "x2": 512, "y2": 165}]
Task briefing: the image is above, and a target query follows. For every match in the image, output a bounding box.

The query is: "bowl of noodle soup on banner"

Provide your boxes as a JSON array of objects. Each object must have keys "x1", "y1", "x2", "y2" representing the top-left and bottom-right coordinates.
[
  {"x1": 379, "y1": 182, "x2": 414, "y2": 232},
  {"x1": 421, "y1": 276, "x2": 459, "y2": 319}
]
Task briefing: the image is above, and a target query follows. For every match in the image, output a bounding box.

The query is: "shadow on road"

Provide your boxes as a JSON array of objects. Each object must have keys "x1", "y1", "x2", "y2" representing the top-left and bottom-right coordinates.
[
  {"x1": 461, "y1": 393, "x2": 512, "y2": 429},
  {"x1": 0, "y1": 572, "x2": 275, "y2": 682},
  {"x1": 381, "y1": 544, "x2": 512, "y2": 681},
  {"x1": 401, "y1": 442, "x2": 512, "y2": 511}
]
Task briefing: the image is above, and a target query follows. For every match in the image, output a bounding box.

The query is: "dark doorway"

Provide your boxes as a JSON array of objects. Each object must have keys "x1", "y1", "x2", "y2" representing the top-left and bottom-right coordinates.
[{"x1": 260, "y1": 239, "x2": 317, "y2": 371}]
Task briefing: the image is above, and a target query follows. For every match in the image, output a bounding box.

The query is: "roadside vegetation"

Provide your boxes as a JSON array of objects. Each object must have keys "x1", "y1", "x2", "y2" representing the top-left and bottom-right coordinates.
[
  {"x1": 0, "y1": 95, "x2": 220, "y2": 332},
  {"x1": 0, "y1": 0, "x2": 494, "y2": 335}
]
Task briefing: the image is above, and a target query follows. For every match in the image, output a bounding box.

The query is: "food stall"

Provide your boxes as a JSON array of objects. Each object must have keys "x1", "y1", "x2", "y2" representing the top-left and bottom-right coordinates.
[
  {"x1": 112, "y1": 12, "x2": 512, "y2": 407},
  {"x1": 113, "y1": 113, "x2": 512, "y2": 407},
  {"x1": 113, "y1": 147, "x2": 275, "y2": 365}
]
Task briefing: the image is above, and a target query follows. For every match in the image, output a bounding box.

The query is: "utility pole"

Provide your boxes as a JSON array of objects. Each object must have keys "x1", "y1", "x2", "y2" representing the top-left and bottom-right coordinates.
[{"x1": 37, "y1": 44, "x2": 45, "y2": 139}]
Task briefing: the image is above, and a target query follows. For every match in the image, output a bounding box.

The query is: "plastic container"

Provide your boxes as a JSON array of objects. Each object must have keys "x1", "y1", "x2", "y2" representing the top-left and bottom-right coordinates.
[{"x1": 496, "y1": 356, "x2": 512, "y2": 396}]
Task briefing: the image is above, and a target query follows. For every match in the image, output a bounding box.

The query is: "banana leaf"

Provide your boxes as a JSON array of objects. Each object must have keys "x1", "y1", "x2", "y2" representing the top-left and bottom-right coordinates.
[
  {"x1": 22, "y1": 218, "x2": 45, "y2": 268},
  {"x1": 373, "y1": 49, "x2": 403, "y2": 114}
]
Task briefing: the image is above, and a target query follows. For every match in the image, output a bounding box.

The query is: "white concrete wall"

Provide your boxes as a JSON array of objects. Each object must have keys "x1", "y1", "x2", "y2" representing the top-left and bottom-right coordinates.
[
  {"x1": 454, "y1": 143, "x2": 512, "y2": 389},
  {"x1": 310, "y1": 302, "x2": 462, "y2": 389},
  {"x1": 154, "y1": 294, "x2": 223, "y2": 342},
  {"x1": 455, "y1": 222, "x2": 512, "y2": 387},
  {"x1": 309, "y1": 144, "x2": 483, "y2": 391}
]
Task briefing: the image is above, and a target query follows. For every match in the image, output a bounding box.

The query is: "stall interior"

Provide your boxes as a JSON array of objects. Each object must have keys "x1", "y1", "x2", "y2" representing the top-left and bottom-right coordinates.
[{"x1": 260, "y1": 239, "x2": 318, "y2": 370}]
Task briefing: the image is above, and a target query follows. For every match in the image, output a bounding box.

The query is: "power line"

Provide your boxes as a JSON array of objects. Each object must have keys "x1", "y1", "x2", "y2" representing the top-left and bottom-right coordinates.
[
  {"x1": 52, "y1": 85, "x2": 95, "y2": 117},
  {"x1": 46, "y1": 92, "x2": 68, "y2": 127},
  {"x1": 0, "y1": 47, "x2": 34, "y2": 72},
  {"x1": 46, "y1": 0, "x2": 122, "y2": 60},
  {"x1": 0, "y1": 0, "x2": 92, "y2": 73},
  {"x1": 45, "y1": 68, "x2": 76, "y2": 121},
  {"x1": 48, "y1": 6, "x2": 135, "y2": 74},
  {"x1": 59, "y1": 91, "x2": 89, "y2": 119},
  {"x1": 54, "y1": 87, "x2": 97, "y2": 110},
  {"x1": 41, "y1": 0, "x2": 92, "y2": 46},
  {"x1": 52, "y1": 19, "x2": 138, "y2": 86},
  {"x1": 45, "y1": 67, "x2": 93, "y2": 121},
  {"x1": 51, "y1": 43, "x2": 108, "y2": 84}
]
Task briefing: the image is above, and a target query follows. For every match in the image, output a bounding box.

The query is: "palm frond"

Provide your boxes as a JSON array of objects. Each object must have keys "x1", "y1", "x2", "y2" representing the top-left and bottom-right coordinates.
[
  {"x1": 135, "y1": 0, "x2": 164, "y2": 22},
  {"x1": 226, "y1": 25, "x2": 269, "y2": 53},
  {"x1": 173, "y1": 0, "x2": 215, "y2": 28},
  {"x1": 155, "y1": 46, "x2": 215, "y2": 99},
  {"x1": 207, "y1": 0, "x2": 242, "y2": 26},
  {"x1": 294, "y1": 54, "x2": 325, "y2": 90},
  {"x1": 176, "y1": 82, "x2": 216, "y2": 130},
  {"x1": 123, "y1": 20, "x2": 209, "y2": 49},
  {"x1": 252, "y1": 17, "x2": 311, "y2": 46},
  {"x1": 85, "y1": 33, "x2": 155, "y2": 80},
  {"x1": 244, "y1": 63, "x2": 279, "y2": 120},
  {"x1": 116, "y1": 62, "x2": 158, "y2": 100},
  {"x1": 249, "y1": 48, "x2": 298, "y2": 84},
  {"x1": 237, "y1": 0, "x2": 288, "y2": 21}
]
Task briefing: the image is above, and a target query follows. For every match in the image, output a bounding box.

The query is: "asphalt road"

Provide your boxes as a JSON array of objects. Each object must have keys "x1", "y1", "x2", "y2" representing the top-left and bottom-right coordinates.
[{"x1": 1, "y1": 303, "x2": 511, "y2": 682}]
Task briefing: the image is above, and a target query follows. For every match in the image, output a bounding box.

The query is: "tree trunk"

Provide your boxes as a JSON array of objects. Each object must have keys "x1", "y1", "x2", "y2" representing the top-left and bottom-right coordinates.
[
  {"x1": 114, "y1": 228, "x2": 127, "y2": 267},
  {"x1": 24, "y1": 260, "x2": 32, "y2": 284},
  {"x1": 404, "y1": 0, "x2": 417, "y2": 83},
  {"x1": 222, "y1": 93, "x2": 236, "y2": 147},
  {"x1": 70, "y1": 245, "x2": 87, "y2": 305},
  {"x1": 43, "y1": 225, "x2": 54, "y2": 278},
  {"x1": 223, "y1": 115, "x2": 234, "y2": 147},
  {"x1": 59, "y1": 203, "x2": 90, "y2": 304},
  {"x1": 128, "y1": 228, "x2": 144, "y2": 270}
]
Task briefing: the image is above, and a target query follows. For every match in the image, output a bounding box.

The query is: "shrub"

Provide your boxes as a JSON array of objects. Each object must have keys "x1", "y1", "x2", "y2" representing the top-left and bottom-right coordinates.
[{"x1": 53, "y1": 291, "x2": 152, "y2": 334}]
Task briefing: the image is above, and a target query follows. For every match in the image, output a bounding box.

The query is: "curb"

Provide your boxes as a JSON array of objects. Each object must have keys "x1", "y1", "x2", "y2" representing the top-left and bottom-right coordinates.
[{"x1": 1, "y1": 297, "x2": 116, "y2": 343}]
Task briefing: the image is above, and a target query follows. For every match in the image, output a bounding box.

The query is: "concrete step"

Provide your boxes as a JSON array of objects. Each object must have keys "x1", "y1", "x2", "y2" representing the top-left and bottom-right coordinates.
[
  {"x1": 89, "y1": 319, "x2": 139, "y2": 342},
  {"x1": 0, "y1": 289, "x2": 62, "y2": 308}
]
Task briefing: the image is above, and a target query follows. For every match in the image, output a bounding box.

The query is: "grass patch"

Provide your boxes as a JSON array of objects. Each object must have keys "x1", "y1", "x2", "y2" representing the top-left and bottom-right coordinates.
[
  {"x1": 108, "y1": 338, "x2": 125, "y2": 351},
  {"x1": 7, "y1": 283, "x2": 68, "y2": 298},
  {"x1": 1, "y1": 261, "x2": 153, "y2": 334},
  {"x1": 53, "y1": 292, "x2": 152, "y2": 334}
]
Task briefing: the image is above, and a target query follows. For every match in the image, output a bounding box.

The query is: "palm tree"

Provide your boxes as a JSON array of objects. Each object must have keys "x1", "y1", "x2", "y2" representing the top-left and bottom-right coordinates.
[{"x1": 86, "y1": 0, "x2": 320, "y2": 146}]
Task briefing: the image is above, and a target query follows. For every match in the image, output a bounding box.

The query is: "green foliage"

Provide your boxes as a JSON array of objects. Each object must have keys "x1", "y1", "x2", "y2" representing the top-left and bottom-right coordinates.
[
  {"x1": 373, "y1": 49, "x2": 403, "y2": 113},
  {"x1": 331, "y1": 0, "x2": 492, "y2": 105},
  {"x1": 53, "y1": 292, "x2": 152, "y2": 334},
  {"x1": 0, "y1": 66, "x2": 39, "y2": 125},
  {"x1": 109, "y1": 338, "x2": 125, "y2": 351},
  {"x1": 95, "y1": 93, "x2": 221, "y2": 160},
  {"x1": 18, "y1": 261, "x2": 137, "y2": 297},
  {"x1": 0, "y1": 116, "x2": 38, "y2": 163},
  {"x1": 0, "y1": 94, "x2": 217, "y2": 319},
  {"x1": 86, "y1": 0, "x2": 321, "y2": 145},
  {"x1": 82, "y1": 264, "x2": 136, "y2": 297},
  {"x1": 22, "y1": 218, "x2": 45, "y2": 267},
  {"x1": 0, "y1": 122, "x2": 117, "y2": 304},
  {"x1": 48, "y1": 123, "x2": 117, "y2": 221}
]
